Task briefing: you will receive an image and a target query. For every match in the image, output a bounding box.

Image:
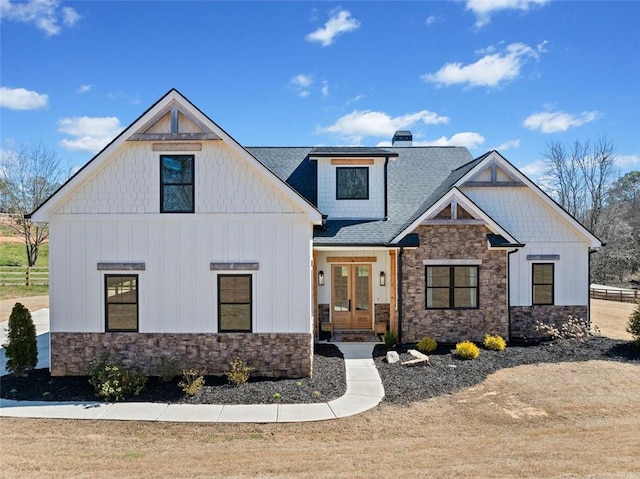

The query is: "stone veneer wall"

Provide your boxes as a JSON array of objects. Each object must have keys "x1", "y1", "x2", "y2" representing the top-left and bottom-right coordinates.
[
  {"x1": 51, "y1": 332, "x2": 313, "y2": 378},
  {"x1": 374, "y1": 304, "x2": 390, "y2": 326},
  {"x1": 402, "y1": 224, "x2": 508, "y2": 343},
  {"x1": 510, "y1": 305, "x2": 588, "y2": 341}
]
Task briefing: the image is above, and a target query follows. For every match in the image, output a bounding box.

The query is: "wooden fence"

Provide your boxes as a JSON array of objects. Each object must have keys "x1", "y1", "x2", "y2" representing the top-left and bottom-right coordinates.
[
  {"x1": 590, "y1": 287, "x2": 639, "y2": 304},
  {"x1": 0, "y1": 266, "x2": 49, "y2": 286}
]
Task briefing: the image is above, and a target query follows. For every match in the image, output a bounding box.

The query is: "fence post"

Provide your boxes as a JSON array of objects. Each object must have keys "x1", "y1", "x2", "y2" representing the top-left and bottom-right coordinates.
[{"x1": 26, "y1": 267, "x2": 31, "y2": 286}]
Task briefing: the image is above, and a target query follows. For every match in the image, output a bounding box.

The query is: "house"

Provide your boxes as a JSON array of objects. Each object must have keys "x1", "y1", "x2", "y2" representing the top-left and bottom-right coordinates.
[{"x1": 29, "y1": 90, "x2": 601, "y2": 378}]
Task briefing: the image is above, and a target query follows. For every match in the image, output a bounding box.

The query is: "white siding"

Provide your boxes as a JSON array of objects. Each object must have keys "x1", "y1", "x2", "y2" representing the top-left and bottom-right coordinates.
[
  {"x1": 462, "y1": 186, "x2": 591, "y2": 306},
  {"x1": 48, "y1": 214, "x2": 313, "y2": 334},
  {"x1": 316, "y1": 158, "x2": 385, "y2": 219},
  {"x1": 57, "y1": 141, "x2": 301, "y2": 215}
]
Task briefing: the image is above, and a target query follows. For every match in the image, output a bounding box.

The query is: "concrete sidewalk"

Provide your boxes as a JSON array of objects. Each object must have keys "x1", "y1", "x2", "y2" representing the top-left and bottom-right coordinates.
[{"x1": 0, "y1": 310, "x2": 384, "y2": 422}]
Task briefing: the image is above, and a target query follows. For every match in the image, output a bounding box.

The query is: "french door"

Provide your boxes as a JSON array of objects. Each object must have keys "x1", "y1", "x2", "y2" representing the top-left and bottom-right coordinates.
[{"x1": 331, "y1": 264, "x2": 372, "y2": 330}]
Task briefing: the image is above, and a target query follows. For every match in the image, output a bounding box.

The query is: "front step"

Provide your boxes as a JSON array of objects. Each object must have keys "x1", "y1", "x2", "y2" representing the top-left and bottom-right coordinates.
[{"x1": 331, "y1": 330, "x2": 381, "y2": 343}]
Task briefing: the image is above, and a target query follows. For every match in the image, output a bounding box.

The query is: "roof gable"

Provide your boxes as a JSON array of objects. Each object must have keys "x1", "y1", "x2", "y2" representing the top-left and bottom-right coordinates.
[{"x1": 30, "y1": 90, "x2": 321, "y2": 223}]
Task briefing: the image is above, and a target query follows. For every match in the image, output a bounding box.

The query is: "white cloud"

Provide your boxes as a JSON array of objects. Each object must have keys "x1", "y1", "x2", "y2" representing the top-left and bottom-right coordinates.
[
  {"x1": 523, "y1": 109, "x2": 600, "y2": 133},
  {"x1": 321, "y1": 81, "x2": 329, "y2": 97},
  {"x1": 520, "y1": 159, "x2": 546, "y2": 182},
  {"x1": 346, "y1": 94, "x2": 365, "y2": 105},
  {"x1": 306, "y1": 9, "x2": 360, "y2": 46},
  {"x1": 318, "y1": 109, "x2": 450, "y2": 142},
  {"x1": 425, "y1": 15, "x2": 440, "y2": 25},
  {"x1": 614, "y1": 154, "x2": 640, "y2": 170},
  {"x1": 76, "y1": 84, "x2": 92, "y2": 94},
  {"x1": 495, "y1": 139, "x2": 520, "y2": 151},
  {"x1": 422, "y1": 41, "x2": 546, "y2": 88},
  {"x1": 58, "y1": 116, "x2": 123, "y2": 152},
  {"x1": 466, "y1": 0, "x2": 549, "y2": 28},
  {"x1": 419, "y1": 132, "x2": 485, "y2": 149},
  {"x1": 0, "y1": 0, "x2": 80, "y2": 36},
  {"x1": 0, "y1": 86, "x2": 48, "y2": 110},
  {"x1": 290, "y1": 74, "x2": 313, "y2": 98}
]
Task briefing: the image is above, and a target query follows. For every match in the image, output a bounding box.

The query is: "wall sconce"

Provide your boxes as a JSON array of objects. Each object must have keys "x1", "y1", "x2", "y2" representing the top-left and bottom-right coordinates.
[
  {"x1": 318, "y1": 271, "x2": 325, "y2": 286},
  {"x1": 379, "y1": 271, "x2": 386, "y2": 286}
]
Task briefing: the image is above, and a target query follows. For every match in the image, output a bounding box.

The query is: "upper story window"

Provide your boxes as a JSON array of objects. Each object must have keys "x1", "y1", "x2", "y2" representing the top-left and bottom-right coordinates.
[
  {"x1": 336, "y1": 167, "x2": 369, "y2": 200},
  {"x1": 161, "y1": 155, "x2": 194, "y2": 213},
  {"x1": 532, "y1": 263, "x2": 554, "y2": 305}
]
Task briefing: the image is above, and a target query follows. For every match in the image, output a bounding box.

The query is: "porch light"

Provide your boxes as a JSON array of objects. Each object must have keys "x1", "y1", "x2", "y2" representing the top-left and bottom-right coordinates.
[
  {"x1": 318, "y1": 271, "x2": 325, "y2": 286},
  {"x1": 379, "y1": 271, "x2": 386, "y2": 286}
]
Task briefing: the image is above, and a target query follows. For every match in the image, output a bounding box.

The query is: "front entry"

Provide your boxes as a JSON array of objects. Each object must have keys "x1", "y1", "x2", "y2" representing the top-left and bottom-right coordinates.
[{"x1": 331, "y1": 264, "x2": 372, "y2": 330}]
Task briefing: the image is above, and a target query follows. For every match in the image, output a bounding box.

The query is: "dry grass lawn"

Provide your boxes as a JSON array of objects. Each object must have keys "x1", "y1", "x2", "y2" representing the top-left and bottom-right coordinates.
[
  {"x1": 591, "y1": 298, "x2": 636, "y2": 340},
  {"x1": 1, "y1": 299, "x2": 639, "y2": 478}
]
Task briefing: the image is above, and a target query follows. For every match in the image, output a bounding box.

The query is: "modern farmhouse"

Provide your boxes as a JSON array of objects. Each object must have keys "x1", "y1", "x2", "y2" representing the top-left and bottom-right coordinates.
[{"x1": 29, "y1": 89, "x2": 601, "y2": 378}]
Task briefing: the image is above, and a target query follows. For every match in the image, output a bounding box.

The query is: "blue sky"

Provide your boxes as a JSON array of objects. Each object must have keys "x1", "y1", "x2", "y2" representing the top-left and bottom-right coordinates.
[{"x1": 1, "y1": 0, "x2": 639, "y2": 180}]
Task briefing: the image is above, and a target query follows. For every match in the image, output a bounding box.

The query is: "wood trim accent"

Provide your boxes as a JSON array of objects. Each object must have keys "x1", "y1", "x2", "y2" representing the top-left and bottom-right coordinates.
[
  {"x1": 463, "y1": 181, "x2": 525, "y2": 187},
  {"x1": 152, "y1": 143, "x2": 202, "y2": 151},
  {"x1": 331, "y1": 158, "x2": 374, "y2": 165},
  {"x1": 526, "y1": 254, "x2": 560, "y2": 261},
  {"x1": 389, "y1": 250, "x2": 397, "y2": 335},
  {"x1": 210, "y1": 262, "x2": 259, "y2": 270},
  {"x1": 313, "y1": 251, "x2": 319, "y2": 339},
  {"x1": 327, "y1": 256, "x2": 377, "y2": 263},
  {"x1": 97, "y1": 262, "x2": 145, "y2": 271},
  {"x1": 129, "y1": 133, "x2": 220, "y2": 141},
  {"x1": 422, "y1": 219, "x2": 485, "y2": 225}
]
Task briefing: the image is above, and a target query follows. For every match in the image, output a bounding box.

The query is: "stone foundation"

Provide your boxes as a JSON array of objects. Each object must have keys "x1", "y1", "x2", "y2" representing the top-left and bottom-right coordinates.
[
  {"x1": 401, "y1": 225, "x2": 508, "y2": 343},
  {"x1": 51, "y1": 332, "x2": 313, "y2": 378},
  {"x1": 510, "y1": 305, "x2": 589, "y2": 341}
]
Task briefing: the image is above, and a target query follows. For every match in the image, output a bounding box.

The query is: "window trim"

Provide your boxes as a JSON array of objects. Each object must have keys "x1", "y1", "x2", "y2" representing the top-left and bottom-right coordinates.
[
  {"x1": 160, "y1": 154, "x2": 195, "y2": 213},
  {"x1": 425, "y1": 265, "x2": 480, "y2": 310},
  {"x1": 105, "y1": 274, "x2": 139, "y2": 332},
  {"x1": 217, "y1": 273, "x2": 253, "y2": 333},
  {"x1": 532, "y1": 263, "x2": 554, "y2": 305},
  {"x1": 336, "y1": 166, "x2": 369, "y2": 200}
]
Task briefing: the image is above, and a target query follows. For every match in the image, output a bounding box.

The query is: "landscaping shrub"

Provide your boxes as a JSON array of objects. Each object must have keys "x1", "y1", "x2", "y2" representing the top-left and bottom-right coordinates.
[
  {"x1": 416, "y1": 336, "x2": 437, "y2": 353},
  {"x1": 455, "y1": 341, "x2": 480, "y2": 360},
  {"x1": 87, "y1": 358, "x2": 147, "y2": 402},
  {"x1": 483, "y1": 334, "x2": 506, "y2": 351},
  {"x1": 535, "y1": 315, "x2": 591, "y2": 342},
  {"x1": 3, "y1": 303, "x2": 38, "y2": 376},
  {"x1": 628, "y1": 300, "x2": 640, "y2": 345},
  {"x1": 383, "y1": 331, "x2": 398, "y2": 349},
  {"x1": 157, "y1": 359, "x2": 180, "y2": 382},
  {"x1": 226, "y1": 358, "x2": 253, "y2": 386},
  {"x1": 178, "y1": 369, "x2": 206, "y2": 395}
]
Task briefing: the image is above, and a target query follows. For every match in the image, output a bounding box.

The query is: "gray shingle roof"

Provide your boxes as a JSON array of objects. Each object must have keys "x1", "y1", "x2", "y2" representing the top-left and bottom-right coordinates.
[{"x1": 247, "y1": 146, "x2": 474, "y2": 245}]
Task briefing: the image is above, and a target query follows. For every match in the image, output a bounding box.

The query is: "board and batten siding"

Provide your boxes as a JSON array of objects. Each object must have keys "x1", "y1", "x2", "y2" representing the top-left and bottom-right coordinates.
[
  {"x1": 462, "y1": 186, "x2": 591, "y2": 306},
  {"x1": 47, "y1": 139, "x2": 314, "y2": 335},
  {"x1": 316, "y1": 158, "x2": 385, "y2": 219}
]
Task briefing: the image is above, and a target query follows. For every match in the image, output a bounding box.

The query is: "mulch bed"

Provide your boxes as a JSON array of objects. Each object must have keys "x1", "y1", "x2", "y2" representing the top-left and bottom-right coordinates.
[{"x1": 1, "y1": 337, "x2": 638, "y2": 406}]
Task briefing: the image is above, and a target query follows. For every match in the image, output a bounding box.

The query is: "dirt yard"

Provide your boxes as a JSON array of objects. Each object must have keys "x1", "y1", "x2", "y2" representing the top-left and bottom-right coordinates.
[{"x1": 1, "y1": 298, "x2": 638, "y2": 478}]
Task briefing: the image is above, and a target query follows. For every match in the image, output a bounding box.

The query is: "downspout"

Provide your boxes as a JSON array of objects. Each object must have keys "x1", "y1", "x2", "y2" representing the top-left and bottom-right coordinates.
[
  {"x1": 507, "y1": 248, "x2": 519, "y2": 341},
  {"x1": 383, "y1": 157, "x2": 389, "y2": 220},
  {"x1": 397, "y1": 247, "x2": 404, "y2": 345},
  {"x1": 587, "y1": 248, "x2": 599, "y2": 331}
]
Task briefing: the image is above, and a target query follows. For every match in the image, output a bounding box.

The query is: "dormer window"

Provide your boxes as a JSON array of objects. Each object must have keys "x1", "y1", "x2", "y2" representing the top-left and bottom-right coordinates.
[{"x1": 336, "y1": 167, "x2": 369, "y2": 200}]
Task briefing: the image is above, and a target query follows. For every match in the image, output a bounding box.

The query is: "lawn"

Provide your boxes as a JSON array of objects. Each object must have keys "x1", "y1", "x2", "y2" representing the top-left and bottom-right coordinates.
[{"x1": 0, "y1": 241, "x2": 49, "y2": 299}]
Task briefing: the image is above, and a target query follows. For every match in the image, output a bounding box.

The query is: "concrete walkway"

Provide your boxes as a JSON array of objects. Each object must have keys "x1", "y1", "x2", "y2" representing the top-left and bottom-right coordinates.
[{"x1": 0, "y1": 311, "x2": 384, "y2": 422}]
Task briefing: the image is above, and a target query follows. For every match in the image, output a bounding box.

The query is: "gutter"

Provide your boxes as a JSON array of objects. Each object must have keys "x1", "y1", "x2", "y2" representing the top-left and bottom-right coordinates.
[{"x1": 506, "y1": 248, "x2": 520, "y2": 341}]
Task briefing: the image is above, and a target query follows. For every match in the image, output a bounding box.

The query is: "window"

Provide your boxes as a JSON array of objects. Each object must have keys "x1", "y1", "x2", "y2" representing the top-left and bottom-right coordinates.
[
  {"x1": 161, "y1": 155, "x2": 194, "y2": 212},
  {"x1": 218, "y1": 274, "x2": 252, "y2": 332},
  {"x1": 425, "y1": 266, "x2": 479, "y2": 309},
  {"x1": 105, "y1": 275, "x2": 138, "y2": 332},
  {"x1": 336, "y1": 167, "x2": 369, "y2": 200},
  {"x1": 532, "y1": 263, "x2": 554, "y2": 305}
]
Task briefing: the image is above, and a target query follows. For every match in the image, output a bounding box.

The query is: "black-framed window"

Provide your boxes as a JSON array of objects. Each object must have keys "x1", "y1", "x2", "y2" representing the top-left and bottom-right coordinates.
[
  {"x1": 218, "y1": 274, "x2": 252, "y2": 332},
  {"x1": 336, "y1": 167, "x2": 369, "y2": 200},
  {"x1": 105, "y1": 275, "x2": 138, "y2": 332},
  {"x1": 532, "y1": 263, "x2": 554, "y2": 305},
  {"x1": 161, "y1": 155, "x2": 194, "y2": 212},
  {"x1": 425, "y1": 266, "x2": 479, "y2": 309}
]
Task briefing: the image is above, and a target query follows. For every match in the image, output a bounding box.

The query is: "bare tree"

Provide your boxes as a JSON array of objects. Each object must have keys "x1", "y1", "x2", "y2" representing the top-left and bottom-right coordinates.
[
  {"x1": 542, "y1": 137, "x2": 615, "y2": 237},
  {"x1": 0, "y1": 143, "x2": 65, "y2": 266}
]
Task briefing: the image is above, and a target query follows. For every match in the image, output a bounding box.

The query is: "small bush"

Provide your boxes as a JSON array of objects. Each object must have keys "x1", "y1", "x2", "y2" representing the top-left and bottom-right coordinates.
[
  {"x1": 178, "y1": 369, "x2": 206, "y2": 395},
  {"x1": 383, "y1": 331, "x2": 398, "y2": 349},
  {"x1": 534, "y1": 315, "x2": 590, "y2": 342},
  {"x1": 3, "y1": 303, "x2": 38, "y2": 376},
  {"x1": 455, "y1": 341, "x2": 480, "y2": 360},
  {"x1": 628, "y1": 300, "x2": 640, "y2": 344},
  {"x1": 416, "y1": 336, "x2": 437, "y2": 353},
  {"x1": 87, "y1": 358, "x2": 147, "y2": 402},
  {"x1": 157, "y1": 359, "x2": 180, "y2": 382},
  {"x1": 483, "y1": 334, "x2": 506, "y2": 351},
  {"x1": 226, "y1": 358, "x2": 253, "y2": 387}
]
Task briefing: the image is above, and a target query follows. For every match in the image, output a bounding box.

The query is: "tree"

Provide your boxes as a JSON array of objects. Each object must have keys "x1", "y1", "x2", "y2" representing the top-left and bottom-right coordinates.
[
  {"x1": 3, "y1": 303, "x2": 38, "y2": 376},
  {"x1": 542, "y1": 137, "x2": 615, "y2": 237},
  {"x1": 0, "y1": 143, "x2": 65, "y2": 266}
]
